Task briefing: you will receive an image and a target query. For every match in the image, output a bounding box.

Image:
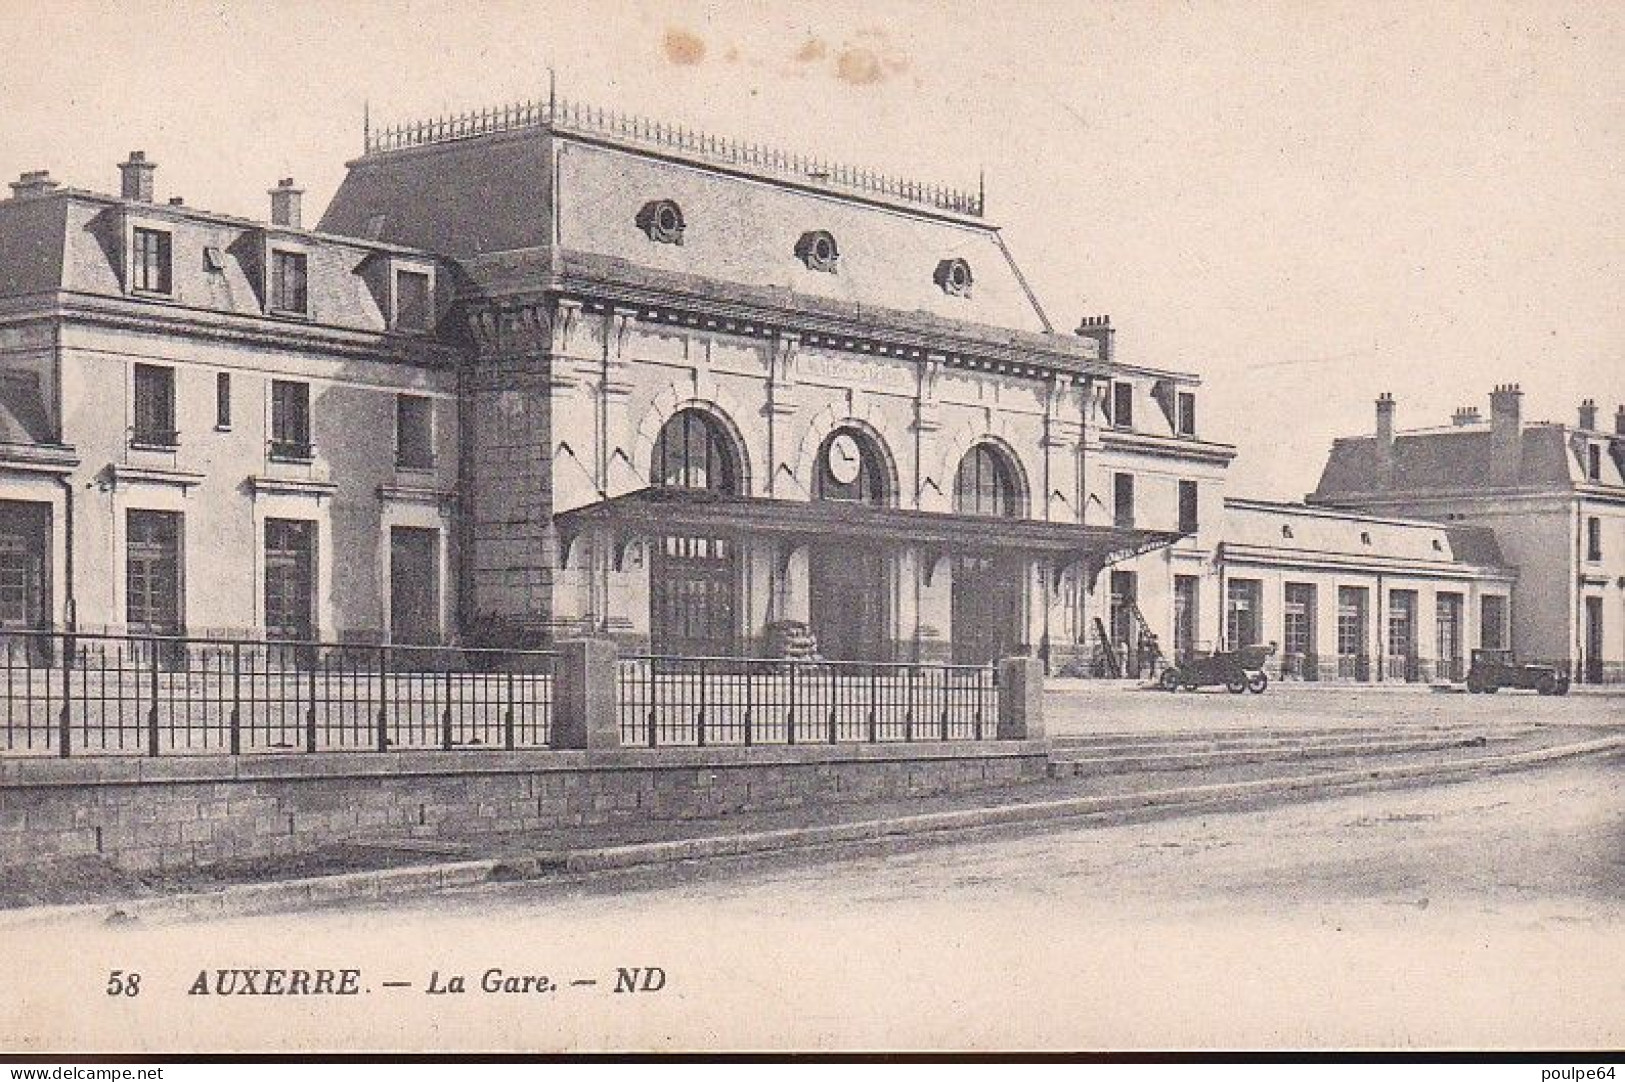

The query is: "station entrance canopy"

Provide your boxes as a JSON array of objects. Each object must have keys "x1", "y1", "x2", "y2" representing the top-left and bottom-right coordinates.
[{"x1": 554, "y1": 487, "x2": 1184, "y2": 586}]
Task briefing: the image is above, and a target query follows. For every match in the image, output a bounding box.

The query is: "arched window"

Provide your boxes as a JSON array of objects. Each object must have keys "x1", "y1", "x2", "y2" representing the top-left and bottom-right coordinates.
[
  {"x1": 651, "y1": 409, "x2": 738, "y2": 493},
  {"x1": 814, "y1": 427, "x2": 888, "y2": 505},
  {"x1": 953, "y1": 444, "x2": 1021, "y2": 518}
]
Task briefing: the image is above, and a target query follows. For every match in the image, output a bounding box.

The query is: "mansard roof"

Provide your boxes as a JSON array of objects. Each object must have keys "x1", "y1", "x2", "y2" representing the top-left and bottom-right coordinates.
[
  {"x1": 319, "y1": 101, "x2": 1058, "y2": 339},
  {"x1": 0, "y1": 186, "x2": 450, "y2": 354},
  {"x1": 1311, "y1": 424, "x2": 1606, "y2": 499}
]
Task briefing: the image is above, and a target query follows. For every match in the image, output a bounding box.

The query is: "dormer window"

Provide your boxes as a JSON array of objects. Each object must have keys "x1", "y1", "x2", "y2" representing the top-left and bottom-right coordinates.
[
  {"x1": 795, "y1": 230, "x2": 839, "y2": 273},
  {"x1": 1111, "y1": 381, "x2": 1134, "y2": 429},
  {"x1": 637, "y1": 200, "x2": 685, "y2": 245},
  {"x1": 132, "y1": 227, "x2": 172, "y2": 295},
  {"x1": 934, "y1": 258, "x2": 973, "y2": 298},
  {"x1": 393, "y1": 268, "x2": 433, "y2": 332},
  {"x1": 270, "y1": 249, "x2": 309, "y2": 315}
]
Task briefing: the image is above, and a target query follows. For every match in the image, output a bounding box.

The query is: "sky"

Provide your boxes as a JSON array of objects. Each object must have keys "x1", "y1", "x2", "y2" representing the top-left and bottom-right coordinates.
[{"x1": 2, "y1": 0, "x2": 1621, "y2": 498}]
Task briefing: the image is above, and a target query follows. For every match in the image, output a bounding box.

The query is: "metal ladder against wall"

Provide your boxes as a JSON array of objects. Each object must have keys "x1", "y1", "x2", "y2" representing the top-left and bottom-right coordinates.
[
  {"x1": 1125, "y1": 597, "x2": 1167, "y2": 673},
  {"x1": 1092, "y1": 617, "x2": 1122, "y2": 678}
]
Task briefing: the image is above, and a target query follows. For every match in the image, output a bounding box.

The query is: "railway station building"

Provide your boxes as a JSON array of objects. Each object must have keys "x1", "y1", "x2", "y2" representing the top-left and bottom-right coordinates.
[{"x1": 0, "y1": 98, "x2": 1562, "y2": 681}]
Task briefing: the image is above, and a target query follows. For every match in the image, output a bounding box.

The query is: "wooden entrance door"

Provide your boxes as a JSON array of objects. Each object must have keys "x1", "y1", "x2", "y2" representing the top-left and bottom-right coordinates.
[
  {"x1": 390, "y1": 527, "x2": 440, "y2": 645},
  {"x1": 650, "y1": 534, "x2": 738, "y2": 657},
  {"x1": 809, "y1": 544, "x2": 888, "y2": 661},
  {"x1": 952, "y1": 555, "x2": 1022, "y2": 664}
]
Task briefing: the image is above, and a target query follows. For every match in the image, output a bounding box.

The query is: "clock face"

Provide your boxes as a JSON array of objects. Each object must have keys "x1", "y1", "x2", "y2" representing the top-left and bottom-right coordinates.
[{"x1": 827, "y1": 432, "x2": 862, "y2": 486}]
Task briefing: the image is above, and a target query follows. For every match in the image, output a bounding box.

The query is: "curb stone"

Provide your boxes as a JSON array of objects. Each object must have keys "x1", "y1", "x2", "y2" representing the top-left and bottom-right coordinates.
[{"x1": 3, "y1": 734, "x2": 1622, "y2": 927}]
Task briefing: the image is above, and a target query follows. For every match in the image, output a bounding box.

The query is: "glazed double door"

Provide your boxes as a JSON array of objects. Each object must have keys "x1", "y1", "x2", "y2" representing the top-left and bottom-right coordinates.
[{"x1": 808, "y1": 544, "x2": 888, "y2": 662}]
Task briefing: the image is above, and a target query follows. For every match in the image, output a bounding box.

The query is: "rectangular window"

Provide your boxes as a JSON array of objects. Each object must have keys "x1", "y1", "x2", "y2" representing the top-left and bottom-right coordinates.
[
  {"x1": 390, "y1": 526, "x2": 440, "y2": 645},
  {"x1": 394, "y1": 270, "x2": 432, "y2": 331},
  {"x1": 395, "y1": 394, "x2": 434, "y2": 469},
  {"x1": 1587, "y1": 445, "x2": 1602, "y2": 482},
  {"x1": 131, "y1": 227, "x2": 172, "y2": 294},
  {"x1": 1225, "y1": 579, "x2": 1263, "y2": 651},
  {"x1": 0, "y1": 501, "x2": 51, "y2": 631},
  {"x1": 1177, "y1": 480, "x2": 1199, "y2": 534},
  {"x1": 1173, "y1": 574, "x2": 1200, "y2": 662},
  {"x1": 1284, "y1": 582, "x2": 1317, "y2": 672},
  {"x1": 132, "y1": 364, "x2": 177, "y2": 447},
  {"x1": 270, "y1": 379, "x2": 311, "y2": 460},
  {"x1": 1586, "y1": 516, "x2": 1602, "y2": 562},
  {"x1": 126, "y1": 510, "x2": 182, "y2": 634},
  {"x1": 1337, "y1": 586, "x2": 1369, "y2": 679},
  {"x1": 264, "y1": 518, "x2": 315, "y2": 640},
  {"x1": 1177, "y1": 391, "x2": 1197, "y2": 437},
  {"x1": 1112, "y1": 381, "x2": 1134, "y2": 428},
  {"x1": 1388, "y1": 589, "x2": 1418, "y2": 681},
  {"x1": 270, "y1": 250, "x2": 308, "y2": 313},
  {"x1": 215, "y1": 372, "x2": 231, "y2": 429},
  {"x1": 1480, "y1": 595, "x2": 1507, "y2": 650},
  {"x1": 1113, "y1": 472, "x2": 1135, "y2": 529}
]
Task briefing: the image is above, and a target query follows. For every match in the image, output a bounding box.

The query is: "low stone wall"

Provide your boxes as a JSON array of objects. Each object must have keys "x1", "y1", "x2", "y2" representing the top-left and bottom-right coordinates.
[{"x1": 0, "y1": 742, "x2": 1050, "y2": 872}]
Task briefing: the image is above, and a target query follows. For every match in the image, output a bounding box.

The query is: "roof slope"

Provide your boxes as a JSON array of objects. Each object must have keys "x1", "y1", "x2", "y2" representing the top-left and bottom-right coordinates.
[
  {"x1": 1312, "y1": 426, "x2": 1578, "y2": 498},
  {"x1": 0, "y1": 196, "x2": 67, "y2": 298},
  {"x1": 319, "y1": 127, "x2": 1054, "y2": 336}
]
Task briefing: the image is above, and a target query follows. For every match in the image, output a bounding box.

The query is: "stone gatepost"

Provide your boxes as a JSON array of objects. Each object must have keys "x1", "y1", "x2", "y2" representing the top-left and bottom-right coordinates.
[
  {"x1": 552, "y1": 638, "x2": 621, "y2": 750},
  {"x1": 997, "y1": 654, "x2": 1045, "y2": 741}
]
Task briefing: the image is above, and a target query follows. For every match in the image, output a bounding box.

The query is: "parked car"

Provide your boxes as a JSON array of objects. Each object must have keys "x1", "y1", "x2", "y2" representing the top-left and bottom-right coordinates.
[
  {"x1": 1159, "y1": 642, "x2": 1277, "y2": 694},
  {"x1": 1464, "y1": 648, "x2": 1570, "y2": 696}
]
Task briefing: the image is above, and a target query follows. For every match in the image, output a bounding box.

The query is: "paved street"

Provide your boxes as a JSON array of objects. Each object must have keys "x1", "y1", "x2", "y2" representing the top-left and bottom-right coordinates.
[
  {"x1": 6, "y1": 744, "x2": 1622, "y2": 1052},
  {"x1": 1045, "y1": 679, "x2": 1625, "y2": 737}
]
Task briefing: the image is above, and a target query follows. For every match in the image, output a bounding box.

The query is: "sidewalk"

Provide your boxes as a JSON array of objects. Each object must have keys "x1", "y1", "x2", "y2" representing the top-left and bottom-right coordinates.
[{"x1": 3, "y1": 720, "x2": 1619, "y2": 925}]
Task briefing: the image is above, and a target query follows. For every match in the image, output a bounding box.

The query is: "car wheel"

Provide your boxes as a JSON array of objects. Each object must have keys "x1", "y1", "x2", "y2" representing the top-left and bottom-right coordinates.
[
  {"x1": 1225, "y1": 677, "x2": 1247, "y2": 694},
  {"x1": 1555, "y1": 680, "x2": 1571, "y2": 697},
  {"x1": 1247, "y1": 672, "x2": 1269, "y2": 694},
  {"x1": 1159, "y1": 669, "x2": 1180, "y2": 692},
  {"x1": 1466, "y1": 676, "x2": 1483, "y2": 694},
  {"x1": 1484, "y1": 685, "x2": 1499, "y2": 694},
  {"x1": 1536, "y1": 673, "x2": 1557, "y2": 696},
  {"x1": 1183, "y1": 683, "x2": 1199, "y2": 692}
]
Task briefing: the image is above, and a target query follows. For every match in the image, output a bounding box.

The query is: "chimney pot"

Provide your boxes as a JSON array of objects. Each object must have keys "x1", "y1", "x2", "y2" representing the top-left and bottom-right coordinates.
[
  {"x1": 1374, "y1": 393, "x2": 1396, "y2": 487},
  {"x1": 269, "y1": 178, "x2": 304, "y2": 228},
  {"x1": 1488, "y1": 384, "x2": 1524, "y2": 486},
  {"x1": 118, "y1": 151, "x2": 157, "y2": 202},
  {"x1": 9, "y1": 170, "x2": 59, "y2": 199}
]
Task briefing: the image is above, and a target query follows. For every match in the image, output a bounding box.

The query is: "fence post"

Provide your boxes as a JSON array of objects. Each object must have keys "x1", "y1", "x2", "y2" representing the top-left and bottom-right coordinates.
[
  {"x1": 787, "y1": 660, "x2": 798, "y2": 745},
  {"x1": 305, "y1": 659, "x2": 318, "y2": 753},
  {"x1": 996, "y1": 655, "x2": 1045, "y2": 740},
  {"x1": 375, "y1": 646, "x2": 390, "y2": 752},
  {"x1": 503, "y1": 670, "x2": 515, "y2": 751},
  {"x1": 57, "y1": 635, "x2": 73, "y2": 758},
  {"x1": 229, "y1": 643, "x2": 242, "y2": 755},
  {"x1": 441, "y1": 665, "x2": 454, "y2": 751},
  {"x1": 146, "y1": 638, "x2": 160, "y2": 757},
  {"x1": 551, "y1": 638, "x2": 620, "y2": 750}
]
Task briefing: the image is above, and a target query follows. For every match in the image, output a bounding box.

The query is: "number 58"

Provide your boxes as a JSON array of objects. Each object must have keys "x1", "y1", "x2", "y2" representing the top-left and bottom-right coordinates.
[{"x1": 106, "y1": 971, "x2": 141, "y2": 997}]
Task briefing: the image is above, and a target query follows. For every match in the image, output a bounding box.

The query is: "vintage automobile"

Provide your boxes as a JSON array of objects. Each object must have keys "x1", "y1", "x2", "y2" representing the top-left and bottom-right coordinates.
[
  {"x1": 1158, "y1": 642, "x2": 1277, "y2": 694},
  {"x1": 1464, "y1": 648, "x2": 1570, "y2": 695}
]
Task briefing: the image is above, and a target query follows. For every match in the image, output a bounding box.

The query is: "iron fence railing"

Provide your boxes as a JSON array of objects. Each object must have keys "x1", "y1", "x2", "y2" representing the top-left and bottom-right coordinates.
[
  {"x1": 617, "y1": 655, "x2": 998, "y2": 748},
  {"x1": 0, "y1": 631, "x2": 556, "y2": 758}
]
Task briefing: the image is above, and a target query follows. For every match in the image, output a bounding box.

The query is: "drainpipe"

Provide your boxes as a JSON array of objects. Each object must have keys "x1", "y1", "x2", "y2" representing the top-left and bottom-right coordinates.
[{"x1": 57, "y1": 475, "x2": 76, "y2": 631}]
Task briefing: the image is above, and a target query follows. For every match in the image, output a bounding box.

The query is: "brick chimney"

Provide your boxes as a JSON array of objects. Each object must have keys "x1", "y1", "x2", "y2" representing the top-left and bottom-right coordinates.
[
  {"x1": 1616, "y1": 404, "x2": 1625, "y2": 436},
  {"x1": 1374, "y1": 392, "x2": 1396, "y2": 487},
  {"x1": 1578, "y1": 398, "x2": 1598, "y2": 430},
  {"x1": 8, "y1": 170, "x2": 59, "y2": 199},
  {"x1": 1489, "y1": 383, "x2": 1523, "y2": 487},
  {"x1": 269, "y1": 178, "x2": 302, "y2": 228},
  {"x1": 1451, "y1": 405, "x2": 1481, "y2": 427},
  {"x1": 118, "y1": 151, "x2": 156, "y2": 202}
]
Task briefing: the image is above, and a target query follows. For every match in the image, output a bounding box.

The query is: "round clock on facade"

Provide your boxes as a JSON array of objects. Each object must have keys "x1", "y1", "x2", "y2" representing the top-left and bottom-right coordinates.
[{"x1": 827, "y1": 432, "x2": 862, "y2": 485}]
